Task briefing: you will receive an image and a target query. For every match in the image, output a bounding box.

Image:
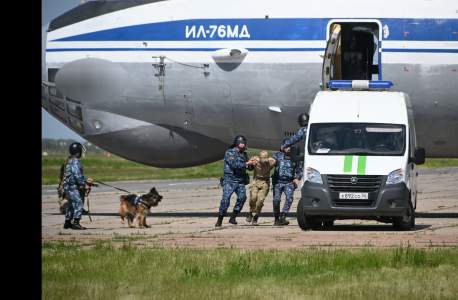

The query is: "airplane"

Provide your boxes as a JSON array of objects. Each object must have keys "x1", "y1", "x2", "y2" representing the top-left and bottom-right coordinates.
[{"x1": 41, "y1": 0, "x2": 458, "y2": 168}]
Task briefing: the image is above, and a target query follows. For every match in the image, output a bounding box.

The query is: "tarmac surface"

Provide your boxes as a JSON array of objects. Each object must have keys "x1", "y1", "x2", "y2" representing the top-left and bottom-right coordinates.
[{"x1": 42, "y1": 167, "x2": 458, "y2": 249}]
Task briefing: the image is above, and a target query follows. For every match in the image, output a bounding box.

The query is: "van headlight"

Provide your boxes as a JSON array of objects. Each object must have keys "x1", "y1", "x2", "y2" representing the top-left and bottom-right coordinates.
[
  {"x1": 386, "y1": 169, "x2": 404, "y2": 185},
  {"x1": 306, "y1": 168, "x2": 323, "y2": 184}
]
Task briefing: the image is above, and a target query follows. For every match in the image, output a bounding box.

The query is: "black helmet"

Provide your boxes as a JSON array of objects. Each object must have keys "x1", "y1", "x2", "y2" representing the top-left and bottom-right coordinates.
[
  {"x1": 69, "y1": 142, "x2": 86, "y2": 155},
  {"x1": 232, "y1": 135, "x2": 248, "y2": 150},
  {"x1": 297, "y1": 113, "x2": 309, "y2": 127}
]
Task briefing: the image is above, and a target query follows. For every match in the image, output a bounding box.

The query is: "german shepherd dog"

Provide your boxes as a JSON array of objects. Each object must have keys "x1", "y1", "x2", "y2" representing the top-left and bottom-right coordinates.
[{"x1": 118, "y1": 187, "x2": 163, "y2": 228}]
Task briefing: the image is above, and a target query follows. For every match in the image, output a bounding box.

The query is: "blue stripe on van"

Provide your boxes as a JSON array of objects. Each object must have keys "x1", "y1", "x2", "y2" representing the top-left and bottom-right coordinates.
[{"x1": 50, "y1": 18, "x2": 458, "y2": 42}]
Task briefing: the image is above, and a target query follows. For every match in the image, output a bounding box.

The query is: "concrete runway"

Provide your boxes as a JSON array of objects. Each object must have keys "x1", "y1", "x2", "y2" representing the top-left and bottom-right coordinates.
[{"x1": 42, "y1": 167, "x2": 458, "y2": 249}]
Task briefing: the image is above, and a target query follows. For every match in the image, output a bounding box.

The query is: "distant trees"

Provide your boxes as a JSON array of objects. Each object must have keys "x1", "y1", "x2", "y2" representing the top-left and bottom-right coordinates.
[{"x1": 41, "y1": 139, "x2": 106, "y2": 154}]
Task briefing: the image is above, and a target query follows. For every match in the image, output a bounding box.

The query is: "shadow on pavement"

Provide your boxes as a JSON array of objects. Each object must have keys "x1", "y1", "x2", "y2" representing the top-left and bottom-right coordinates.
[
  {"x1": 49, "y1": 212, "x2": 458, "y2": 218},
  {"x1": 316, "y1": 224, "x2": 432, "y2": 232}
]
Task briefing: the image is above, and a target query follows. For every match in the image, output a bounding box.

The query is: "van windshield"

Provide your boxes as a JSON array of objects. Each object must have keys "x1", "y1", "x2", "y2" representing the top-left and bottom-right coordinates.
[{"x1": 308, "y1": 123, "x2": 406, "y2": 156}]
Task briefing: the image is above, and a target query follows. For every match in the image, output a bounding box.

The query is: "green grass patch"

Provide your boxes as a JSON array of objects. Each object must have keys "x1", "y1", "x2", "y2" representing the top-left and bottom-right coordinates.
[
  {"x1": 42, "y1": 243, "x2": 458, "y2": 299},
  {"x1": 42, "y1": 154, "x2": 458, "y2": 185},
  {"x1": 417, "y1": 158, "x2": 458, "y2": 169},
  {"x1": 41, "y1": 150, "x2": 277, "y2": 185}
]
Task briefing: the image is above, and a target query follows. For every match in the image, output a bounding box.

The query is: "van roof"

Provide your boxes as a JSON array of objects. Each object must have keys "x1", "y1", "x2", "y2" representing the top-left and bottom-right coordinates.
[{"x1": 309, "y1": 91, "x2": 407, "y2": 125}]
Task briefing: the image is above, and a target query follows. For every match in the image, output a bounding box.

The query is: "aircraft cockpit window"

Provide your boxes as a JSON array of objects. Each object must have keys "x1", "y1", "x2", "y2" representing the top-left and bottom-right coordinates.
[
  {"x1": 49, "y1": 86, "x2": 63, "y2": 99},
  {"x1": 69, "y1": 117, "x2": 85, "y2": 134},
  {"x1": 50, "y1": 105, "x2": 67, "y2": 123},
  {"x1": 49, "y1": 98, "x2": 65, "y2": 111},
  {"x1": 308, "y1": 123, "x2": 406, "y2": 156},
  {"x1": 48, "y1": 68, "x2": 59, "y2": 83},
  {"x1": 67, "y1": 104, "x2": 83, "y2": 121}
]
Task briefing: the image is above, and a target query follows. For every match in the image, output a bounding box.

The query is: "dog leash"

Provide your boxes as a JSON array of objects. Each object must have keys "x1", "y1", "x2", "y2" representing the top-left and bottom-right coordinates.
[
  {"x1": 93, "y1": 180, "x2": 134, "y2": 194},
  {"x1": 84, "y1": 189, "x2": 92, "y2": 222},
  {"x1": 92, "y1": 180, "x2": 152, "y2": 210}
]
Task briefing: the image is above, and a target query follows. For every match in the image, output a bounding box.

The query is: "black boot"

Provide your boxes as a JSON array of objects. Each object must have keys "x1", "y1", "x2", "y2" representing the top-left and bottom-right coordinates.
[
  {"x1": 63, "y1": 220, "x2": 72, "y2": 229},
  {"x1": 215, "y1": 215, "x2": 224, "y2": 227},
  {"x1": 252, "y1": 216, "x2": 259, "y2": 226},
  {"x1": 274, "y1": 216, "x2": 280, "y2": 226},
  {"x1": 246, "y1": 211, "x2": 253, "y2": 223},
  {"x1": 72, "y1": 218, "x2": 86, "y2": 230},
  {"x1": 278, "y1": 213, "x2": 290, "y2": 225},
  {"x1": 229, "y1": 211, "x2": 239, "y2": 225}
]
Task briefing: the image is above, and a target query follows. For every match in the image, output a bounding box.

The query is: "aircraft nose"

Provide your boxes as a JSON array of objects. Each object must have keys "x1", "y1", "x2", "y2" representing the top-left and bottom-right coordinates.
[{"x1": 81, "y1": 108, "x2": 229, "y2": 168}]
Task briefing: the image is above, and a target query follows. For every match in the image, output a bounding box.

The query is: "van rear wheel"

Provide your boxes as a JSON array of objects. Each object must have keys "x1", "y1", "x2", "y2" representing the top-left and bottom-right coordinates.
[
  {"x1": 297, "y1": 198, "x2": 320, "y2": 230},
  {"x1": 393, "y1": 201, "x2": 414, "y2": 231}
]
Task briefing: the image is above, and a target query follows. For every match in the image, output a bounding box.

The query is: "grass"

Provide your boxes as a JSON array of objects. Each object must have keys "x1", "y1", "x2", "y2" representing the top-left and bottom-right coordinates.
[
  {"x1": 42, "y1": 242, "x2": 458, "y2": 299},
  {"x1": 41, "y1": 150, "x2": 277, "y2": 185},
  {"x1": 42, "y1": 154, "x2": 457, "y2": 185},
  {"x1": 417, "y1": 158, "x2": 458, "y2": 169}
]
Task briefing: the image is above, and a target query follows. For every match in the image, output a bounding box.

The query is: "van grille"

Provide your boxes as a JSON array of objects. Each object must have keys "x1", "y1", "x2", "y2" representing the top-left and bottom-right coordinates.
[{"x1": 327, "y1": 175, "x2": 382, "y2": 207}]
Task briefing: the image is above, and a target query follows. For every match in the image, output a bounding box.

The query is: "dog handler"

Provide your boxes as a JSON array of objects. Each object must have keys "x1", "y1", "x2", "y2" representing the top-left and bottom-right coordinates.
[
  {"x1": 215, "y1": 135, "x2": 256, "y2": 227},
  {"x1": 62, "y1": 142, "x2": 93, "y2": 230},
  {"x1": 246, "y1": 151, "x2": 276, "y2": 226},
  {"x1": 272, "y1": 139, "x2": 302, "y2": 226}
]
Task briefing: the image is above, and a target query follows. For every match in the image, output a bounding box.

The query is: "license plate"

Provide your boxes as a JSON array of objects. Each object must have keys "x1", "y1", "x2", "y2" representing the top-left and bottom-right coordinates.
[{"x1": 339, "y1": 193, "x2": 368, "y2": 199}]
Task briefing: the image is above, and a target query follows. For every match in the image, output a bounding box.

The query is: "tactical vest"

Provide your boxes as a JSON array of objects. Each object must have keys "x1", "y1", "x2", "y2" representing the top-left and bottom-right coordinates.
[{"x1": 276, "y1": 155, "x2": 296, "y2": 181}]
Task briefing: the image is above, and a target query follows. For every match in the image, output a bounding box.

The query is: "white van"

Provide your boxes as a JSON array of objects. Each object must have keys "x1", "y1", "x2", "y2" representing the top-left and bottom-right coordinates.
[{"x1": 290, "y1": 80, "x2": 425, "y2": 231}]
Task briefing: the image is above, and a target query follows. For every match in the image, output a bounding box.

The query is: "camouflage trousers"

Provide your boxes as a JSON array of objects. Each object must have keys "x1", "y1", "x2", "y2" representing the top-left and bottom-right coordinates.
[
  {"x1": 64, "y1": 186, "x2": 83, "y2": 221},
  {"x1": 218, "y1": 180, "x2": 246, "y2": 216},
  {"x1": 249, "y1": 178, "x2": 270, "y2": 217},
  {"x1": 272, "y1": 181, "x2": 295, "y2": 217}
]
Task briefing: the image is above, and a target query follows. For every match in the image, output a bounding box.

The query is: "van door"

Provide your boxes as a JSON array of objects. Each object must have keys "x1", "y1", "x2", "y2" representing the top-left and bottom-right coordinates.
[{"x1": 322, "y1": 20, "x2": 382, "y2": 90}]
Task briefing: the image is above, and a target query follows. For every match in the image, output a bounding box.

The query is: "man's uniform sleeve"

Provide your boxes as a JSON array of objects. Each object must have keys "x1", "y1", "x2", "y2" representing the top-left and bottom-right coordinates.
[
  {"x1": 282, "y1": 126, "x2": 308, "y2": 149},
  {"x1": 225, "y1": 150, "x2": 246, "y2": 170},
  {"x1": 71, "y1": 160, "x2": 87, "y2": 188},
  {"x1": 244, "y1": 153, "x2": 254, "y2": 171},
  {"x1": 295, "y1": 162, "x2": 303, "y2": 180}
]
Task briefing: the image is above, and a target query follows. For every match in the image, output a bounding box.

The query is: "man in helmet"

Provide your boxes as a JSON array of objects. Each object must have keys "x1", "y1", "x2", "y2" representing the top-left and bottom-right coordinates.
[
  {"x1": 61, "y1": 142, "x2": 93, "y2": 230},
  {"x1": 271, "y1": 138, "x2": 303, "y2": 226},
  {"x1": 215, "y1": 135, "x2": 257, "y2": 227},
  {"x1": 281, "y1": 113, "x2": 309, "y2": 151}
]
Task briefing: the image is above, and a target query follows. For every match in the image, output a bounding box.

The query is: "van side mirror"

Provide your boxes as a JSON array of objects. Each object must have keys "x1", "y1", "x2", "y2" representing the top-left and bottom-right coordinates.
[
  {"x1": 410, "y1": 147, "x2": 425, "y2": 165},
  {"x1": 290, "y1": 145, "x2": 304, "y2": 163}
]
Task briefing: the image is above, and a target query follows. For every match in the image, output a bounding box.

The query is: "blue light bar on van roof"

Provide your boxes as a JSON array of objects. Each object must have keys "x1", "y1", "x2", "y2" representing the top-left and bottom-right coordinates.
[{"x1": 328, "y1": 80, "x2": 393, "y2": 90}]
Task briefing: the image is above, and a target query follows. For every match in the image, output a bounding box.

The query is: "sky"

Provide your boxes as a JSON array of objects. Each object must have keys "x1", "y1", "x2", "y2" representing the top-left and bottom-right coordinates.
[{"x1": 42, "y1": 0, "x2": 85, "y2": 142}]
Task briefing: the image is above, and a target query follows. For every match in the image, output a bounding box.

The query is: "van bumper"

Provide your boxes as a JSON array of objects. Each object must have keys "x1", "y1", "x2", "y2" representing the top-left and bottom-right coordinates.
[{"x1": 301, "y1": 176, "x2": 409, "y2": 218}]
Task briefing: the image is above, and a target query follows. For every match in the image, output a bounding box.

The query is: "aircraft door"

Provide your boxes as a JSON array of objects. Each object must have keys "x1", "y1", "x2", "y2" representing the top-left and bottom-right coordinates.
[
  {"x1": 322, "y1": 25, "x2": 342, "y2": 91},
  {"x1": 323, "y1": 20, "x2": 382, "y2": 89}
]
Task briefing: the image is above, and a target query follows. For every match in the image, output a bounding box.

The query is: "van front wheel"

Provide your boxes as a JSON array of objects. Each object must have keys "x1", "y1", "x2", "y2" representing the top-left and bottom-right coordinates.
[
  {"x1": 393, "y1": 201, "x2": 414, "y2": 231},
  {"x1": 297, "y1": 198, "x2": 319, "y2": 230}
]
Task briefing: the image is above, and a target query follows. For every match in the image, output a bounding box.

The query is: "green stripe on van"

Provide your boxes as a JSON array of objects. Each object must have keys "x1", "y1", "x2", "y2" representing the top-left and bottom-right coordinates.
[
  {"x1": 343, "y1": 156, "x2": 353, "y2": 173},
  {"x1": 357, "y1": 156, "x2": 367, "y2": 175}
]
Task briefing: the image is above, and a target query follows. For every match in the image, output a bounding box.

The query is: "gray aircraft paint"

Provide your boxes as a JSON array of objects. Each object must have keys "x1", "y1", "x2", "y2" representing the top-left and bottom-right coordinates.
[{"x1": 42, "y1": 1, "x2": 458, "y2": 167}]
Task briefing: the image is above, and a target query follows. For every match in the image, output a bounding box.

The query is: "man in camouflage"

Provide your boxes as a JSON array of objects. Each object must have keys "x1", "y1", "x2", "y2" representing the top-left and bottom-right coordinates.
[
  {"x1": 272, "y1": 138, "x2": 303, "y2": 226},
  {"x1": 62, "y1": 142, "x2": 93, "y2": 230},
  {"x1": 247, "y1": 151, "x2": 276, "y2": 226},
  {"x1": 215, "y1": 135, "x2": 256, "y2": 227},
  {"x1": 281, "y1": 113, "x2": 309, "y2": 151}
]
